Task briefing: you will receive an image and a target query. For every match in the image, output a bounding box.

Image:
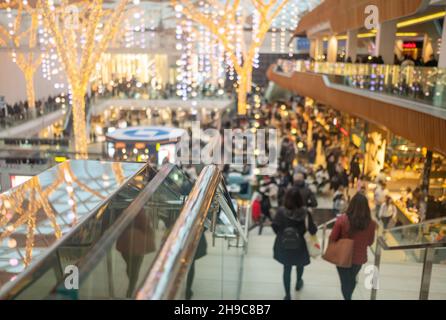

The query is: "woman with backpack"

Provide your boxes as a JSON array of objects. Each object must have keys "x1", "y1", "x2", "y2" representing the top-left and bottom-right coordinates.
[
  {"x1": 329, "y1": 193, "x2": 377, "y2": 300},
  {"x1": 272, "y1": 188, "x2": 318, "y2": 300}
]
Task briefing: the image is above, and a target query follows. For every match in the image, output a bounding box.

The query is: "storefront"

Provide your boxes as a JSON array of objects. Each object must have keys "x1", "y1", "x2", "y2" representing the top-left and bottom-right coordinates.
[{"x1": 105, "y1": 126, "x2": 185, "y2": 165}]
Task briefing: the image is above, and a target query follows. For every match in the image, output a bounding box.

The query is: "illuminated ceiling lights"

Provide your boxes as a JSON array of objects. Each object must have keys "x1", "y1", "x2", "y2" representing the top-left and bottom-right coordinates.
[
  {"x1": 333, "y1": 32, "x2": 420, "y2": 41},
  {"x1": 175, "y1": 0, "x2": 291, "y2": 115},
  {"x1": 0, "y1": 1, "x2": 42, "y2": 112},
  {"x1": 397, "y1": 11, "x2": 446, "y2": 28},
  {"x1": 39, "y1": 0, "x2": 132, "y2": 159},
  {"x1": 174, "y1": 2, "x2": 226, "y2": 102}
]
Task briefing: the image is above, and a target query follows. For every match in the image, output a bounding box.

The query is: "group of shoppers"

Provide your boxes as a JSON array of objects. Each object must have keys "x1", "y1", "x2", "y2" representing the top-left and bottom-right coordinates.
[
  {"x1": 247, "y1": 97, "x2": 377, "y2": 301},
  {"x1": 0, "y1": 95, "x2": 60, "y2": 124},
  {"x1": 91, "y1": 76, "x2": 226, "y2": 101},
  {"x1": 269, "y1": 147, "x2": 376, "y2": 300}
]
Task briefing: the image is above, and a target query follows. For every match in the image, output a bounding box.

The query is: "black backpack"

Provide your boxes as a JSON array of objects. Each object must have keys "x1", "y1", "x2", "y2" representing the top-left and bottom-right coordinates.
[
  {"x1": 281, "y1": 226, "x2": 303, "y2": 250},
  {"x1": 280, "y1": 208, "x2": 306, "y2": 250}
]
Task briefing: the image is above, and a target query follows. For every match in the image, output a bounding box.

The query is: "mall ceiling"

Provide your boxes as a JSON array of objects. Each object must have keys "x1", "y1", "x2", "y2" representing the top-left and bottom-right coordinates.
[{"x1": 0, "y1": 0, "x2": 322, "y2": 31}]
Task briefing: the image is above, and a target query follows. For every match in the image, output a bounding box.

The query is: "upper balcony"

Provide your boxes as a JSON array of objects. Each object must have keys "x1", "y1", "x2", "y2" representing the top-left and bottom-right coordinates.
[
  {"x1": 267, "y1": 59, "x2": 446, "y2": 156},
  {"x1": 294, "y1": 0, "x2": 432, "y2": 37}
]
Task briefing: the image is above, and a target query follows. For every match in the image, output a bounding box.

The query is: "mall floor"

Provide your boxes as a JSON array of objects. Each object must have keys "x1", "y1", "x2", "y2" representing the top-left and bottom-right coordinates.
[
  {"x1": 190, "y1": 194, "x2": 446, "y2": 301},
  {"x1": 241, "y1": 227, "x2": 446, "y2": 300}
]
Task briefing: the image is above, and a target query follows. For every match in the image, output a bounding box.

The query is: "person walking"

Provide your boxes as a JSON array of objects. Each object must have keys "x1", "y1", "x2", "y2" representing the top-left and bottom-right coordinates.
[
  {"x1": 329, "y1": 193, "x2": 377, "y2": 300},
  {"x1": 276, "y1": 168, "x2": 292, "y2": 206},
  {"x1": 280, "y1": 137, "x2": 296, "y2": 171},
  {"x1": 272, "y1": 188, "x2": 318, "y2": 300},
  {"x1": 250, "y1": 192, "x2": 263, "y2": 228},
  {"x1": 378, "y1": 196, "x2": 397, "y2": 229},
  {"x1": 374, "y1": 181, "x2": 388, "y2": 218},
  {"x1": 349, "y1": 154, "x2": 361, "y2": 188},
  {"x1": 293, "y1": 172, "x2": 318, "y2": 209},
  {"x1": 333, "y1": 186, "x2": 347, "y2": 216}
]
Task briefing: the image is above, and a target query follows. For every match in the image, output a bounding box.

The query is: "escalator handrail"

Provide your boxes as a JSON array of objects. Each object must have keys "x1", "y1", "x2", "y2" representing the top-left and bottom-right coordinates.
[
  {"x1": 219, "y1": 180, "x2": 248, "y2": 244},
  {"x1": 318, "y1": 217, "x2": 337, "y2": 230},
  {"x1": 0, "y1": 160, "x2": 150, "y2": 300},
  {"x1": 55, "y1": 163, "x2": 177, "y2": 290},
  {"x1": 136, "y1": 164, "x2": 236, "y2": 300},
  {"x1": 63, "y1": 103, "x2": 72, "y2": 131}
]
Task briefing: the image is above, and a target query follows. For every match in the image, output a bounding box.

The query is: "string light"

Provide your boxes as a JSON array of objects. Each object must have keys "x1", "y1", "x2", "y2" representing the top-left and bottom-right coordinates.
[
  {"x1": 174, "y1": 0, "x2": 291, "y2": 115},
  {"x1": 0, "y1": 1, "x2": 42, "y2": 113},
  {"x1": 39, "y1": 0, "x2": 131, "y2": 158}
]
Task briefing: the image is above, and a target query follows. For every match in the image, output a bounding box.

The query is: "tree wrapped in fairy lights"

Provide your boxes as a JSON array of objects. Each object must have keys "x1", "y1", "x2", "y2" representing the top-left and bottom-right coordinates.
[
  {"x1": 37, "y1": 0, "x2": 131, "y2": 159},
  {"x1": 0, "y1": 0, "x2": 42, "y2": 116},
  {"x1": 172, "y1": 0, "x2": 290, "y2": 115}
]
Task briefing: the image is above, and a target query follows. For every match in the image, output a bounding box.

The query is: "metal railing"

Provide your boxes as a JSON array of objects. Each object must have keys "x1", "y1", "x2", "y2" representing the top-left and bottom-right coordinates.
[
  {"x1": 0, "y1": 102, "x2": 63, "y2": 131},
  {"x1": 371, "y1": 217, "x2": 446, "y2": 300},
  {"x1": 274, "y1": 59, "x2": 446, "y2": 110},
  {"x1": 319, "y1": 217, "x2": 337, "y2": 253},
  {"x1": 0, "y1": 160, "x2": 152, "y2": 300},
  {"x1": 136, "y1": 164, "x2": 247, "y2": 300},
  {"x1": 317, "y1": 215, "x2": 445, "y2": 300}
]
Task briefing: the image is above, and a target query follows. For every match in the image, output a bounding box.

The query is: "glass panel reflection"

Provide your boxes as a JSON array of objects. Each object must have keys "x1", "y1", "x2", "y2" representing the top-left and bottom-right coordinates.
[
  {"x1": 182, "y1": 181, "x2": 245, "y2": 300},
  {"x1": 51, "y1": 166, "x2": 192, "y2": 299},
  {"x1": 382, "y1": 218, "x2": 446, "y2": 249},
  {"x1": 0, "y1": 160, "x2": 150, "y2": 299},
  {"x1": 276, "y1": 60, "x2": 446, "y2": 110}
]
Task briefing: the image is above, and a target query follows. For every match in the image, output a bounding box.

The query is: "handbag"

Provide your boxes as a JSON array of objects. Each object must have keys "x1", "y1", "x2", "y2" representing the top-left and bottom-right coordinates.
[
  {"x1": 304, "y1": 213, "x2": 321, "y2": 258},
  {"x1": 322, "y1": 219, "x2": 354, "y2": 268}
]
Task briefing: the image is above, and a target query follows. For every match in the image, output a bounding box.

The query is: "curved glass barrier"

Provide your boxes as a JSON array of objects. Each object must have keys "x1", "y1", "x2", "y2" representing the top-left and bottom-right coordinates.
[
  {"x1": 371, "y1": 218, "x2": 446, "y2": 300},
  {"x1": 0, "y1": 163, "x2": 246, "y2": 300},
  {"x1": 0, "y1": 102, "x2": 62, "y2": 131},
  {"x1": 47, "y1": 165, "x2": 193, "y2": 299},
  {"x1": 380, "y1": 218, "x2": 446, "y2": 251},
  {"x1": 137, "y1": 165, "x2": 247, "y2": 300},
  {"x1": 0, "y1": 160, "x2": 154, "y2": 299},
  {"x1": 275, "y1": 60, "x2": 446, "y2": 111}
]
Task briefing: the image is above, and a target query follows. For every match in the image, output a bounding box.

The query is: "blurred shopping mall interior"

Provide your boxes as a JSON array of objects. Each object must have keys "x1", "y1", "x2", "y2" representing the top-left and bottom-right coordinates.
[{"x1": 0, "y1": 0, "x2": 445, "y2": 301}]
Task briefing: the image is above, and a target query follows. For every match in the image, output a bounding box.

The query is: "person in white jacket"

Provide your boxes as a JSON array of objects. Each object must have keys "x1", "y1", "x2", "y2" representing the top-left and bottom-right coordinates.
[
  {"x1": 379, "y1": 196, "x2": 397, "y2": 229},
  {"x1": 374, "y1": 181, "x2": 388, "y2": 217}
]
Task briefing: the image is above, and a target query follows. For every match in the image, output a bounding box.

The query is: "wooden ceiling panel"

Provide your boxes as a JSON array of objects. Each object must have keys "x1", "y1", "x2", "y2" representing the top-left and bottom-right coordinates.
[
  {"x1": 267, "y1": 65, "x2": 446, "y2": 156},
  {"x1": 295, "y1": 0, "x2": 429, "y2": 37}
]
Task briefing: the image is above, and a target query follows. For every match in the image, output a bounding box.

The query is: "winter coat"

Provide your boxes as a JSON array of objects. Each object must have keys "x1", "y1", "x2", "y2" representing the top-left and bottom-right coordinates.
[
  {"x1": 272, "y1": 207, "x2": 317, "y2": 266},
  {"x1": 116, "y1": 210, "x2": 156, "y2": 256},
  {"x1": 252, "y1": 199, "x2": 262, "y2": 222},
  {"x1": 293, "y1": 182, "x2": 318, "y2": 208}
]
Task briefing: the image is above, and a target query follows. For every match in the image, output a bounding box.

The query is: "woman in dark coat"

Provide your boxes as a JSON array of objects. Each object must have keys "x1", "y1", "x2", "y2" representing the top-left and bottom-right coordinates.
[
  {"x1": 272, "y1": 188, "x2": 318, "y2": 300},
  {"x1": 117, "y1": 208, "x2": 156, "y2": 298}
]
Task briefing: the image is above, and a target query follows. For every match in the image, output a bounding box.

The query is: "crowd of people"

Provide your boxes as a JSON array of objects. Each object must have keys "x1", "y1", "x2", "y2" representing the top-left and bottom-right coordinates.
[
  {"x1": 240, "y1": 96, "x2": 380, "y2": 300},
  {"x1": 90, "y1": 77, "x2": 227, "y2": 101},
  {"x1": 340, "y1": 53, "x2": 439, "y2": 67},
  {"x1": 0, "y1": 95, "x2": 61, "y2": 126}
]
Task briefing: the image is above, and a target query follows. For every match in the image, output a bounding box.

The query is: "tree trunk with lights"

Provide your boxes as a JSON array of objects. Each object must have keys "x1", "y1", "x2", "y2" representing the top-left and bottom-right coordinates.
[
  {"x1": 24, "y1": 70, "x2": 36, "y2": 115},
  {"x1": 0, "y1": 3, "x2": 41, "y2": 116},
  {"x1": 71, "y1": 90, "x2": 88, "y2": 158},
  {"x1": 175, "y1": 0, "x2": 290, "y2": 116},
  {"x1": 237, "y1": 64, "x2": 253, "y2": 116},
  {"x1": 16, "y1": 55, "x2": 40, "y2": 116},
  {"x1": 39, "y1": 0, "x2": 130, "y2": 159}
]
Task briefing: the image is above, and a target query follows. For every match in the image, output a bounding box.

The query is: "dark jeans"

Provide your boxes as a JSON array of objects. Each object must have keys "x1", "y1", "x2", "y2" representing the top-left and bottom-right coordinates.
[
  {"x1": 381, "y1": 216, "x2": 391, "y2": 229},
  {"x1": 186, "y1": 260, "x2": 196, "y2": 300},
  {"x1": 258, "y1": 213, "x2": 273, "y2": 235},
  {"x1": 283, "y1": 265, "x2": 304, "y2": 298},
  {"x1": 336, "y1": 264, "x2": 362, "y2": 300},
  {"x1": 121, "y1": 253, "x2": 144, "y2": 298}
]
